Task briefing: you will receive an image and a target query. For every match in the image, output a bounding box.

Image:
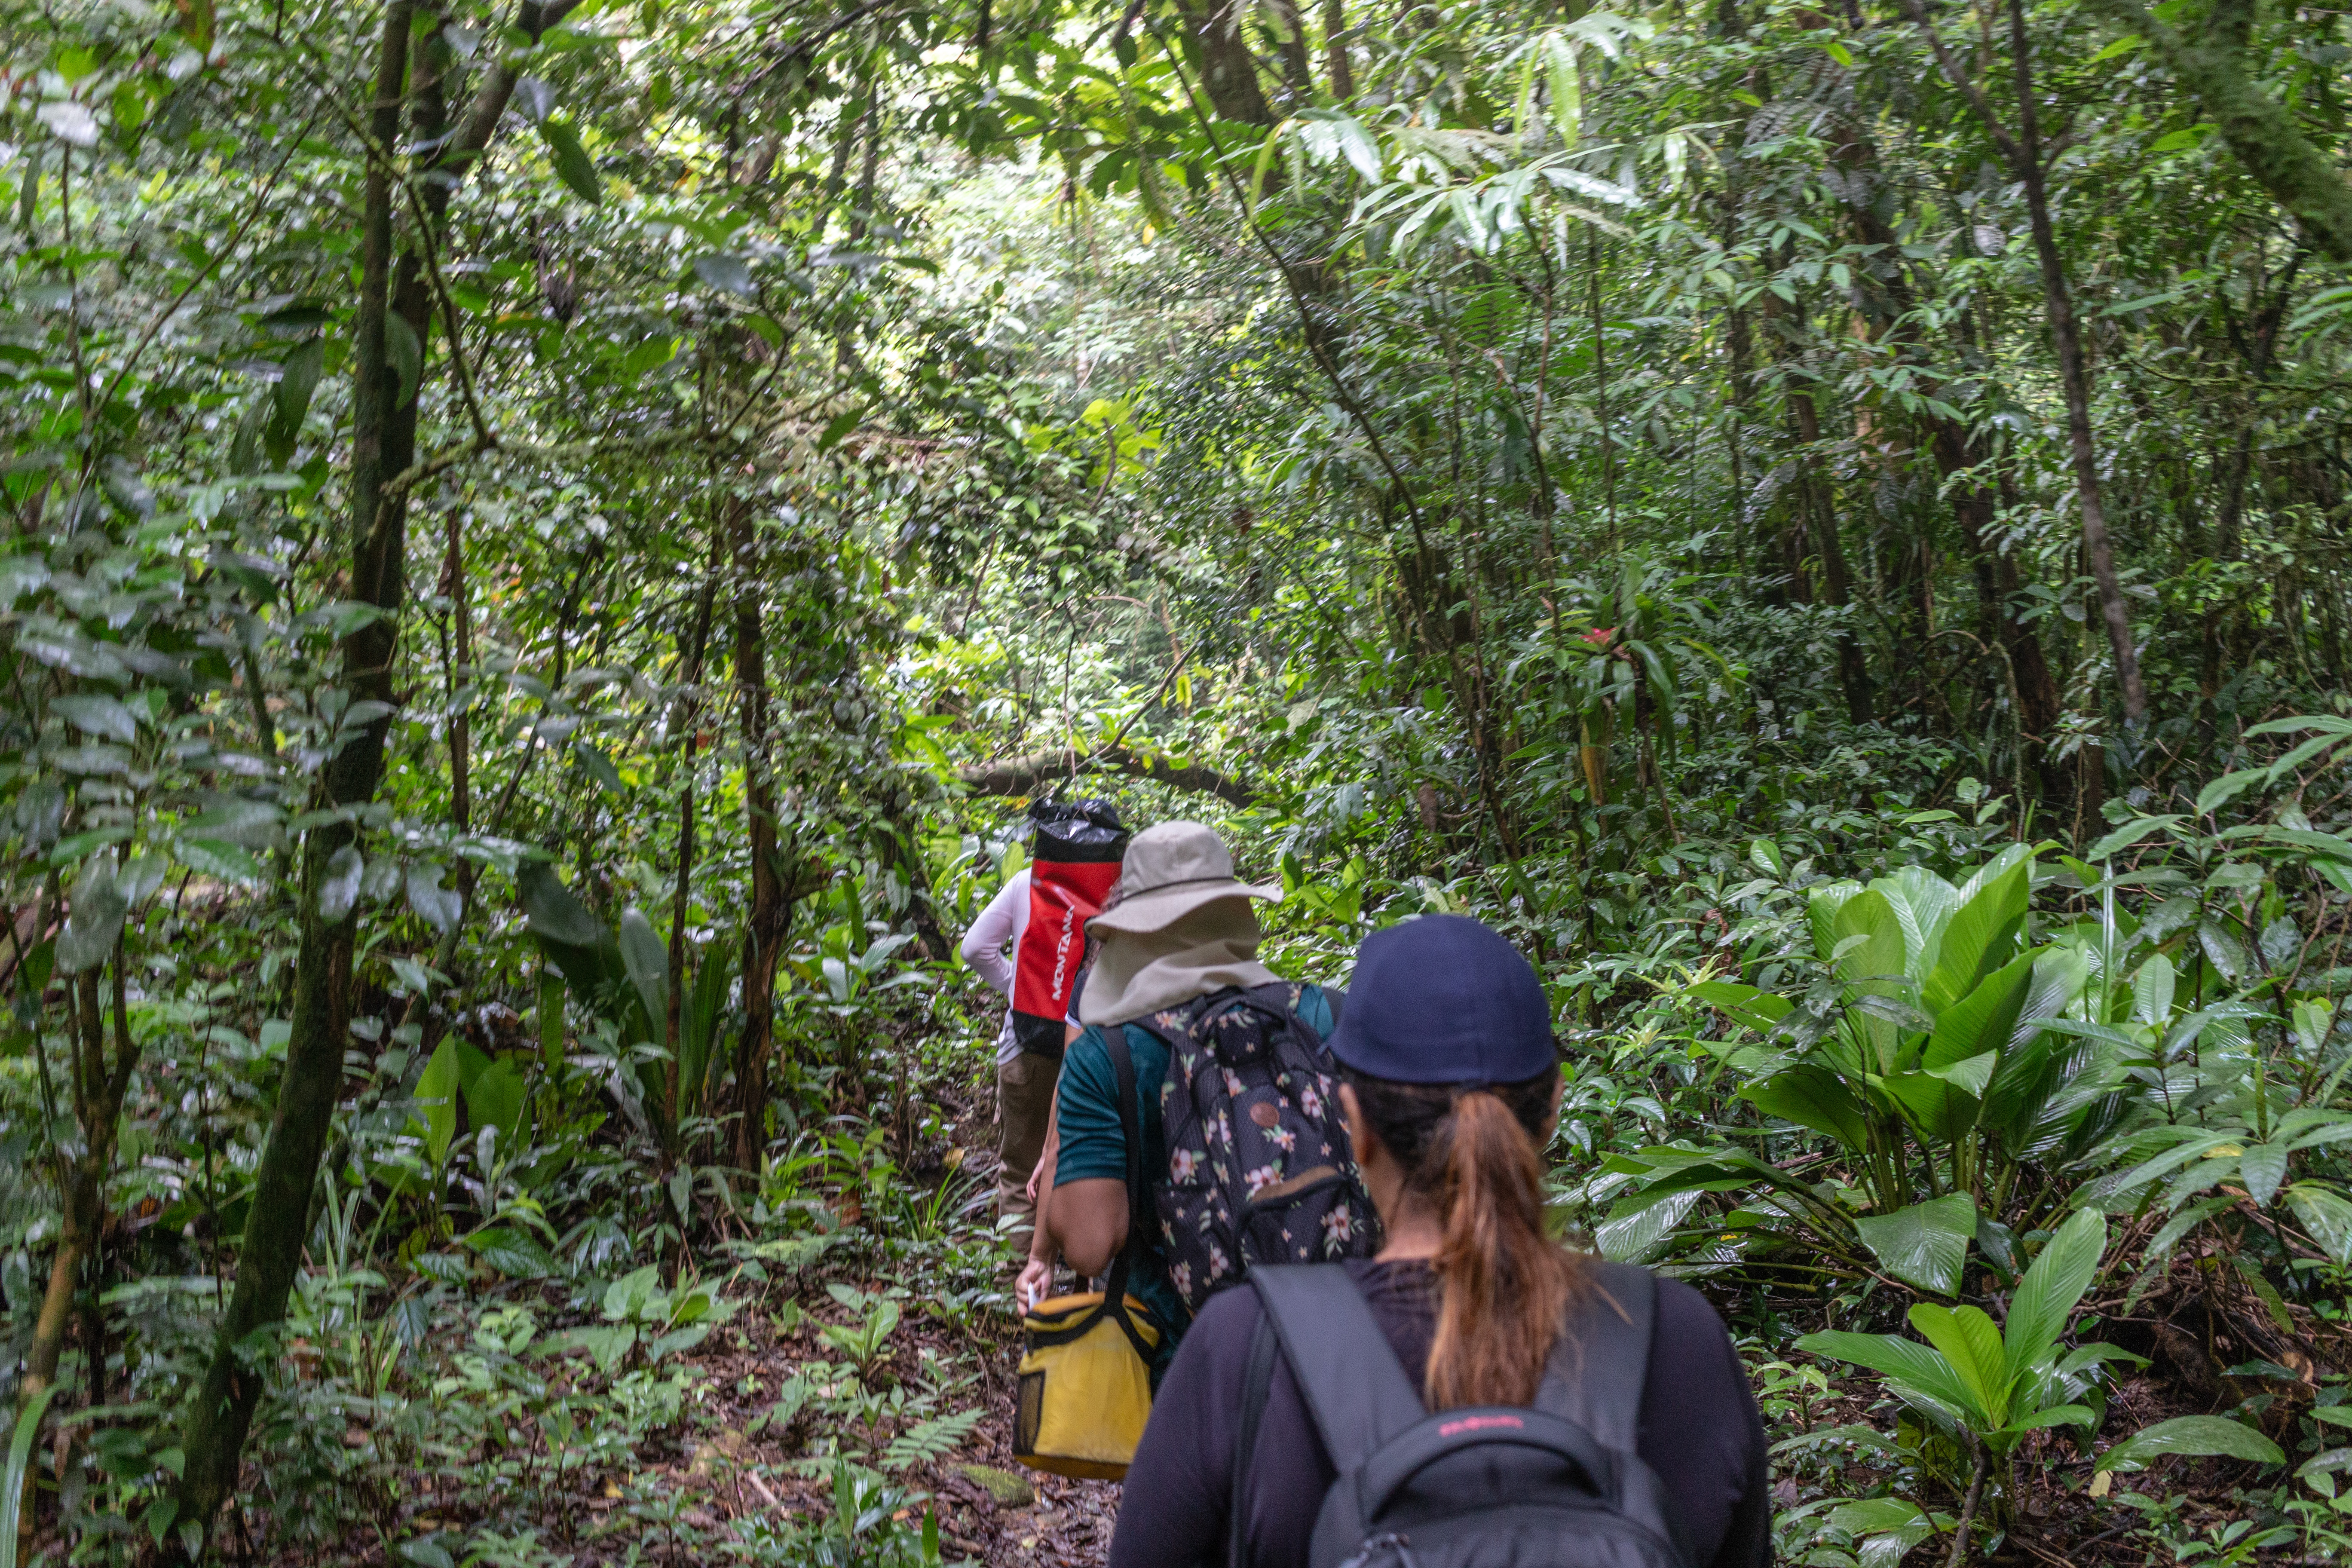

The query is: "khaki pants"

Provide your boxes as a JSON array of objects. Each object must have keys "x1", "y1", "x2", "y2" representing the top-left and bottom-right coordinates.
[{"x1": 996, "y1": 1051, "x2": 1060, "y2": 1237}]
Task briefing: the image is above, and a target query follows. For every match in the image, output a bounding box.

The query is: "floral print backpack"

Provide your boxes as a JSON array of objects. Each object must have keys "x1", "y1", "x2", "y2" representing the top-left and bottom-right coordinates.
[{"x1": 1112, "y1": 982, "x2": 1377, "y2": 1313}]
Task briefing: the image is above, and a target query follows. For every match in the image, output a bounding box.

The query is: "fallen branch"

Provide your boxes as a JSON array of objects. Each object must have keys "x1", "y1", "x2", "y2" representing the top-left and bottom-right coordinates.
[{"x1": 957, "y1": 744, "x2": 1257, "y2": 808}]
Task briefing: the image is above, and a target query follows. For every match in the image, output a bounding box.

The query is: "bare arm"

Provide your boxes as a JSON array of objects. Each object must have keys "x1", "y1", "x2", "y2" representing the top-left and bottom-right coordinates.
[
  {"x1": 1017, "y1": 1022, "x2": 1085, "y2": 1310},
  {"x1": 1046, "y1": 1179, "x2": 1129, "y2": 1280}
]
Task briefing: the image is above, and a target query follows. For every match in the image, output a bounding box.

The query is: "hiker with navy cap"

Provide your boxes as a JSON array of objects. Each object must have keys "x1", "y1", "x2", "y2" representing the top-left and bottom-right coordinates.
[{"x1": 1110, "y1": 915, "x2": 1771, "y2": 1568}]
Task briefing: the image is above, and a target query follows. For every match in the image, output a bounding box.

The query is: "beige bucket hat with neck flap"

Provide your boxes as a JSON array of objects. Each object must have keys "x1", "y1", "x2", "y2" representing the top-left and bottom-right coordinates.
[{"x1": 1086, "y1": 821, "x2": 1280, "y2": 936}]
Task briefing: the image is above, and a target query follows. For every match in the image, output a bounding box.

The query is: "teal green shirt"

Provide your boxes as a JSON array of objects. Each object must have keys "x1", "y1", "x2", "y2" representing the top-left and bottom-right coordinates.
[{"x1": 1053, "y1": 985, "x2": 1340, "y2": 1359}]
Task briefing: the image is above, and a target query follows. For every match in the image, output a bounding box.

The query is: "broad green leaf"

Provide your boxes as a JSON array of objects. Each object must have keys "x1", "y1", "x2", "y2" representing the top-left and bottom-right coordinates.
[
  {"x1": 318, "y1": 844, "x2": 363, "y2": 922},
  {"x1": 518, "y1": 861, "x2": 604, "y2": 947},
  {"x1": 1908, "y1": 1303, "x2": 2008, "y2": 1424},
  {"x1": 271, "y1": 335, "x2": 324, "y2": 441},
  {"x1": 1925, "y1": 1051, "x2": 1997, "y2": 1096},
  {"x1": 2294, "y1": 998, "x2": 2335, "y2": 1058},
  {"x1": 1795, "y1": 1329, "x2": 1975, "y2": 1415},
  {"x1": 604, "y1": 1263, "x2": 664, "y2": 1322},
  {"x1": 1545, "y1": 32, "x2": 1580, "y2": 145},
  {"x1": 1831, "y1": 888, "x2": 1906, "y2": 1070},
  {"x1": 1594, "y1": 1185, "x2": 1703, "y2": 1264},
  {"x1": 1923, "y1": 862, "x2": 2026, "y2": 1011},
  {"x1": 407, "y1": 863, "x2": 462, "y2": 933},
  {"x1": 619, "y1": 907, "x2": 670, "y2": 1040},
  {"x1": 1740, "y1": 1065, "x2": 1869, "y2": 1150},
  {"x1": 1827, "y1": 1498, "x2": 1930, "y2": 1537},
  {"x1": 618, "y1": 336, "x2": 678, "y2": 380},
  {"x1": 2133, "y1": 954, "x2": 2175, "y2": 1027},
  {"x1": 54, "y1": 692, "x2": 138, "y2": 743},
  {"x1": 539, "y1": 116, "x2": 602, "y2": 203},
  {"x1": 462, "y1": 1057, "x2": 529, "y2": 1153},
  {"x1": 2095, "y1": 1415, "x2": 2284, "y2": 1475},
  {"x1": 538, "y1": 971, "x2": 566, "y2": 1073},
  {"x1": 464, "y1": 1226, "x2": 557, "y2": 1279},
  {"x1": 1922, "y1": 952, "x2": 2033, "y2": 1071},
  {"x1": 3, "y1": 1384, "x2": 63, "y2": 1568},
  {"x1": 386, "y1": 312, "x2": 421, "y2": 409},
  {"x1": 1878, "y1": 1066, "x2": 1983, "y2": 1145},
  {"x1": 1872, "y1": 865, "x2": 1961, "y2": 986},
  {"x1": 573, "y1": 742, "x2": 625, "y2": 795},
  {"x1": 2288, "y1": 1182, "x2": 2352, "y2": 1263},
  {"x1": 692, "y1": 252, "x2": 754, "y2": 297},
  {"x1": 56, "y1": 855, "x2": 127, "y2": 974},
  {"x1": 175, "y1": 836, "x2": 264, "y2": 886},
  {"x1": 1854, "y1": 1191, "x2": 1976, "y2": 1296},
  {"x1": 2003, "y1": 1207, "x2": 2105, "y2": 1380},
  {"x1": 415, "y1": 1036, "x2": 461, "y2": 1166},
  {"x1": 1690, "y1": 979, "x2": 1792, "y2": 1033},
  {"x1": 2240, "y1": 1141, "x2": 2289, "y2": 1207},
  {"x1": 2196, "y1": 767, "x2": 2269, "y2": 815}
]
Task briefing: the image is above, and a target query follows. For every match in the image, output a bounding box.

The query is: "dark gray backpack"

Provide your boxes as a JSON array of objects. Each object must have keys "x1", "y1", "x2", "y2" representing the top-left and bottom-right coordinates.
[{"x1": 1234, "y1": 1262, "x2": 1695, "y2": 1568}]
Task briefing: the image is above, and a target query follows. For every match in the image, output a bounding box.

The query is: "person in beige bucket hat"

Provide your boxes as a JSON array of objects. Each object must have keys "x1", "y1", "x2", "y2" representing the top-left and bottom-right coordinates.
[
  {"x1": 1073, "y1": 822, "x2": 1282, "y2": 1023},
  {"x1": 1017, "y1": 823, "x2": 1344, "y2": 1359}
]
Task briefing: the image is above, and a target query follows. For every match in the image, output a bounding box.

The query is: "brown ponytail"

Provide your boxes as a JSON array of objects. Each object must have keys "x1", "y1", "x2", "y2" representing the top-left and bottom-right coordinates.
[{"x1": 1347, "y1": 1070, "x2": 1583, "y2": 1409}]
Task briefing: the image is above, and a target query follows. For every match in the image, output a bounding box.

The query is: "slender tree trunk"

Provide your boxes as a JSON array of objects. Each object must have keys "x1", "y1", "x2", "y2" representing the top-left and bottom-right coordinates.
[
  {"x1": 1785, "y1": 380, "x2": 1875, "y2": 724},
  {"x1": 1932, "y1": 422, "x2": 2064, "y2": 774},
  {"x1": 1173, "y1": 0, "x2": 1277, "y2": 125},
  {"x1": 1320, "y1": 0, "x2": 1354, "y2": 98},
  {"x1": 1589, "y1": 234, "x2": 1617, "y2": 546},
  {"x1": 1901, "y1": 0, "x2": 2147, "y2": 723},
  {"x1": 729, "y1": 494, "x2": 790, "y2": 1175},
  {"x1": 665, "y1": 541, "x2": 720, "y2": 1059},
  {"x1": 16, "y1": 956, "x2": 132, "y2": 1563},
  {"x1": 173, "y1": 9, "x2": 417, "y2": 1541},
  {"x1": 171, "y1": 3, "x2": 575, "y2": 1545},
  {"x1": 1265, "y1": 0, "x2": 1314, "y2": 102}
]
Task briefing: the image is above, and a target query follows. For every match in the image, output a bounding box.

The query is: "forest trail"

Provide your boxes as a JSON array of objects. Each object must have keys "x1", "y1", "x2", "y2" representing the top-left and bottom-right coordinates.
[{"x1": 9, "y1": 0, "x2": 2352, "y2": 1562}]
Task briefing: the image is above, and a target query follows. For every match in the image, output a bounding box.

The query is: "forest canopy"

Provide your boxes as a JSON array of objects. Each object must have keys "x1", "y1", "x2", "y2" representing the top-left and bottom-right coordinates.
[{"x1": 5, "y1": 0, "x2": 2352, "y2": 1562}]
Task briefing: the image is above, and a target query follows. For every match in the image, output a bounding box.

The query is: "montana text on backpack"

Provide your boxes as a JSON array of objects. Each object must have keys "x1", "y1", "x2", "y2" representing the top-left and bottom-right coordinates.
[{"x1": 1011, "y1": 799, "x2": 1128, "y2": 1057}]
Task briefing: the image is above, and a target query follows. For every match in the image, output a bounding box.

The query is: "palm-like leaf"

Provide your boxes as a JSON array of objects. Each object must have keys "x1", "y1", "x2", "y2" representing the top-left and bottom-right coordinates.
[{"x1": 2004, "y1": 1208, "x2": 2107, "y2": 1381}]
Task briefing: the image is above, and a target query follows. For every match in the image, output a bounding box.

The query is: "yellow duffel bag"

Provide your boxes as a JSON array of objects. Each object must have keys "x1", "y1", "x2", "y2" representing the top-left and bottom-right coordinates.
[{"x1": 1014, "y1": 1288, "x2": 1161, "y2": 1479}]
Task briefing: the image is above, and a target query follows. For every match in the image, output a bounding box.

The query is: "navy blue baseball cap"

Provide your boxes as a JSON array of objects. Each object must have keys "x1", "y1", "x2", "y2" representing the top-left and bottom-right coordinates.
[{"x1": 1326, "y1": 915, "x2": 1557, "y2": 1085}]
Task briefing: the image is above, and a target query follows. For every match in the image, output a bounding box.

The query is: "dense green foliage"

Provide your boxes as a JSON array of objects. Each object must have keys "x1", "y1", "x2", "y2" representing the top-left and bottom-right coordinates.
[{"x1": 7, "y1": 0, "x2": 2352, "y2": 1562}]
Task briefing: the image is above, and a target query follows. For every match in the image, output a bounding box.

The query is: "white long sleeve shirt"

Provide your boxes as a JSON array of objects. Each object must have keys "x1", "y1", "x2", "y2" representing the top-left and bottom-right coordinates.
[{"x1": 961, "y1": 869, "x2": 1031, "y2": 1066}]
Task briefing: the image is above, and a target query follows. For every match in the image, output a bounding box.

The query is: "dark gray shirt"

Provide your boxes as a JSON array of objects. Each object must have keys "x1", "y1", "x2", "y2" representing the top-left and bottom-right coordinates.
[{"x1": 1110, "y1": 1259, "x2": 1773, "y2": 1568}]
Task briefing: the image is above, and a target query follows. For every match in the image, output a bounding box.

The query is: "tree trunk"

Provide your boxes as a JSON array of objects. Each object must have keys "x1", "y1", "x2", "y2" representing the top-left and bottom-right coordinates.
[
  {"x1": 1173, "y1": 0, "x2": 1277, "y2": 125},
  {"x1": 16, "y1": 958, "x2": 132, "y2": 1564},
  {"x1": 2002, "y1": 0, "x2": 2145, "y2": 722},
  {"x1": 171, "y1": 3, "x2": 574, "y2": 1546},
  {"x1": 729, "y1": 495, "x2": 790, "y2": 1175},
  {"x1": 1931, "y1": 422, "x2": 2064, "y2": 772},
  {"x1": 1901, "y1": 0, "x2": 2147, "y2": 723},
  {"x1": 2086, "y1": 0, "x2": 2352, "y2": 262},
  {"x1": 665, "y1": 535, "x2": 721, "y2": 1069},
  {"x1": 1320, "y1": 0, "x2": 1354, "y2": 98},
  {"x1": 1779, "y1": 335, "x2": 1874, "y2": 724}
]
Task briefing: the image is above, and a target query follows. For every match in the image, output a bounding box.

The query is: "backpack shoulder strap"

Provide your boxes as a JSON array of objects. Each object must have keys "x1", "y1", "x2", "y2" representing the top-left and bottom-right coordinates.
[
  {"x1": 1247, "y1": 1264, "x2": 1425, "y2": 1476},
  {"x1": 1537, "y1": 1260, "x2": 1694, "y2": 1566},
  {"x1": 1096, "y1": 1024, "x2": 1158, "y2": 1362},
  {"x1": 1239, "y1": 980, "x2": 1343, "y2": 1049},
  {"x1": 1534, "y1": 1259, "x2": 1654, "y2": 1452},
  {"x1": 1227, "y1": 1314, "x2": 1279, "y2": 1568}
]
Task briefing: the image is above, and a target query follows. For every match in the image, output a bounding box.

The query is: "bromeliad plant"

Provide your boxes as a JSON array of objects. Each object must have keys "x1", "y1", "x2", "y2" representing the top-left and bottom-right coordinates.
[
  {"x1": 1796, "y1": 1210, "x2": 2138, "y2": 1549},
  {"x1": 1591, "y1": 848, "x2": 2135, "y2": 1292}
]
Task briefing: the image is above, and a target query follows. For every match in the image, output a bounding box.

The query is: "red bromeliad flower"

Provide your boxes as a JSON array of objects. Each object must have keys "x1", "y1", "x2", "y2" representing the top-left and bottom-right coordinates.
[{"x1": 1580, "y1": 625, "x2": 1617, "y2": 649}]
